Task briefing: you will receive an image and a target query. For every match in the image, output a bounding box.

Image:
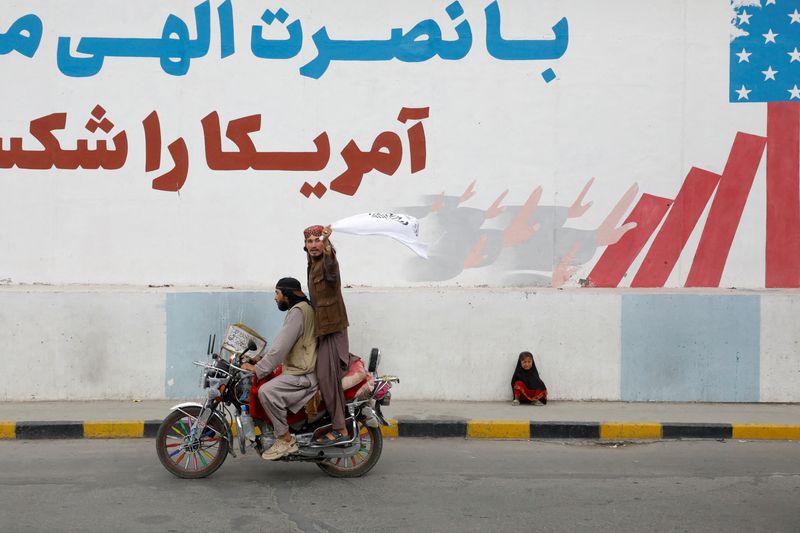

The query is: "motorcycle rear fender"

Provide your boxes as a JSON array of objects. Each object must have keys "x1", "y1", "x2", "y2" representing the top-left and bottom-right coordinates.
[{"x1": 169, "y1": 401, "x2": 233, "y2": 454}]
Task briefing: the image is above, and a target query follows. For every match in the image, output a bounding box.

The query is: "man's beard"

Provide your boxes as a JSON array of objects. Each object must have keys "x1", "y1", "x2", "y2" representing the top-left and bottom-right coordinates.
[{"x1": 277, "y1": 300, "x2": 289, "y2": 311}]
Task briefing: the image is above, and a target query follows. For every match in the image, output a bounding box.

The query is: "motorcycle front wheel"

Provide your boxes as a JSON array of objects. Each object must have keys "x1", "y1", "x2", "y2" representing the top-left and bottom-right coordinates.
[
  {"x1": 156, "y1": 405, "x2": 229, "y2": 479},
  {"x1": 316, "y1": 422, "x2": 383, "y2": 478}
]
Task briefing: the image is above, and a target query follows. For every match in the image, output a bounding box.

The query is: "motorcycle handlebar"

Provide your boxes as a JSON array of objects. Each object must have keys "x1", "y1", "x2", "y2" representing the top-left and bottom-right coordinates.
[
  {"x1": 228, "y1": 364, "x2": 254, "y2": 375},
  {"x1": 192, "y1": 361, "x2": 223, "y2": 372}
]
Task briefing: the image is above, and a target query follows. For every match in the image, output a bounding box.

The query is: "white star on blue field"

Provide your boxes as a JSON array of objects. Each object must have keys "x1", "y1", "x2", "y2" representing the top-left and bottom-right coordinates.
[{"x1": 730, "y1": 0, "x2": 800, "y2": 102}]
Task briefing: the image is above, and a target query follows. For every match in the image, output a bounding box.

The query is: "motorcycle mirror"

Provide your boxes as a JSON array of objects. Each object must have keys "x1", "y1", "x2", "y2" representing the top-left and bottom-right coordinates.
[
  {"x1": 206, "y1": 334, "x2": 212, "y2": 355},
  {"x1": 240, "y1": 339, "x2": 258, "y2": 358}
]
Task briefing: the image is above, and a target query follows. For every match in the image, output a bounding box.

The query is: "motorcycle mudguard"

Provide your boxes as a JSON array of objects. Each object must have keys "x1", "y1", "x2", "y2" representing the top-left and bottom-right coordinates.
[{"x1": 168, "y1": 402, "x2": 233, "y2": 455}]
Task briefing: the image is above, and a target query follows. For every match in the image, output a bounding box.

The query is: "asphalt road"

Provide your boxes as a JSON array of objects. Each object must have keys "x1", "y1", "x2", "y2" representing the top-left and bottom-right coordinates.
[{"x1": 0, "y1": 438, "x2": 798, "y2": 532}]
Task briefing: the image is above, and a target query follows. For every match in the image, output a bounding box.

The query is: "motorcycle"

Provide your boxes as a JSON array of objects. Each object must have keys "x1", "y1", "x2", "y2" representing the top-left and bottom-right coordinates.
[{"x1": 155, "y1": 324, "x2": 398, "y2": 479}]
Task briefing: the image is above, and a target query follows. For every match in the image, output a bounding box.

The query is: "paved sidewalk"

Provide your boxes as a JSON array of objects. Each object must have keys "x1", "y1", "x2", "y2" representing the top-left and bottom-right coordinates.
[
  {"x1": 1, "y1": 399, "x2": 799, "y2": 440},
  {"x1": 1, "y1": 399, "x2": 799, "y2": 424}
]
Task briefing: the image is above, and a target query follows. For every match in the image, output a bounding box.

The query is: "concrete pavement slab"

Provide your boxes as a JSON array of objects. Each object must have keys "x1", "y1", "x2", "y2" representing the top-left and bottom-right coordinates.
[{"x1": 1, "y1": 399, "x2": 799, "y2": 424}]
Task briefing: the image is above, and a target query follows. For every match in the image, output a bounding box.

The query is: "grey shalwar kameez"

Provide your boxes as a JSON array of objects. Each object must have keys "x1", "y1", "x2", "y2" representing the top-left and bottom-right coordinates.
[{"x1": 254, "y1": 303, "x2": 318, "y2": 436}]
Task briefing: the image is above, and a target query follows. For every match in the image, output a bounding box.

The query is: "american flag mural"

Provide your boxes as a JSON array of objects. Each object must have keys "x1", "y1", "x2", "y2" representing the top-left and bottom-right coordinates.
[{"x1": 587, "y1": 0, "x2": 800, "y2": 288}]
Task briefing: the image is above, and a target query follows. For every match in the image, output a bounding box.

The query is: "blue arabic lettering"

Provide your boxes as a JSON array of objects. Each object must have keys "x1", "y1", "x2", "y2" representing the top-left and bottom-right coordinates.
[
  {"x1": 300, "y1": 1, "x2": 472, "y2": 79},
  {"x1": 10, "y1": 2, "x2": 569, "y2": 78},
  {"x1": 0, "y1": 14, "x2": 43, "y2": 58},
  {"x1": 438, "y1": 1, "x2": 472, "y2": 61},
  {"x1": 251, "y1": 7, "x2": 303, "y2": 59},
  {"x1": 484, "y1": 0, "x2": 568, "y2": 60},
  {"x1": 56, "y1": 1, "x2": 211, "y2": 77},
  {"x1": 218, "y1": 0, "x2": 235, "y2": 58}
]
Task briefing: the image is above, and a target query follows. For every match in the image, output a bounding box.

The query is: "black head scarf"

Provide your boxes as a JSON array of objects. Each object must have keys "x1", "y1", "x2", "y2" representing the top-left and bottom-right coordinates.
[
  {"x1": 275, "y1": 277, "x2": 310, "y2": 308},
  {"x1": 511, "y1": 351, "x2": 546, "y2": 390}
]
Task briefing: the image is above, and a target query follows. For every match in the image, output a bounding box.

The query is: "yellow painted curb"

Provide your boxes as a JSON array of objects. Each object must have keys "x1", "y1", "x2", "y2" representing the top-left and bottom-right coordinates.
[
  {"x1": 381, "y1": 419, "x2": 399, "y2": 438},
  {"x1": 600, "y1": 423, "x2": 662, "y2": 440},
  {"x1": 84, "y1": 421, "x2": 144, "y2": 438},
  {"x1": 0, "y1": 421, "x2": 15, "y2": 439},
  {"x1": 732, "y1": 424, "x2": 800, "y2": 440},
  {"x1": 467, "y1": 420, "x2": 530, "y2": 439}
]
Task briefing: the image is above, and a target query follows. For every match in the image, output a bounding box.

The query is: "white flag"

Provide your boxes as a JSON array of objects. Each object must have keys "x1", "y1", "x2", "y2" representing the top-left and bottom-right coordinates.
[{"x1": 330, "y1": 212, "x2": 428, "y2": 258}]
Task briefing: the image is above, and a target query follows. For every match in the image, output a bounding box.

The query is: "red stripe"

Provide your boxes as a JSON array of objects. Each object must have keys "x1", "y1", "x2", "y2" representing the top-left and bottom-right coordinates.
[
  {"x1": 685, "y1": 132, "x2": 766, "y2": 287},
  {"x1": 766, "y1": 102, "x2": 800, "y2": 288},
  {"x1": 631, "y1": 168, "x2": 721, "y2": 287},
  {"x1": 586, "y1": 194, "x2": 673, "y2": 287}
]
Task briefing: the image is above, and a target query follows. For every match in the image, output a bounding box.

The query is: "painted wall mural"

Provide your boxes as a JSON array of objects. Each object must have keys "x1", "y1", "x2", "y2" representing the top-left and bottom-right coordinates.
[
  {"x1": 0, "y1": 1, "x2": 797, "y2": 289},
  {"x1": 396, "y1": 180, "x2": 639, "y2": 285},
  {"x1": 586, "y1": 1, "x2": 800, "y2": 288}
]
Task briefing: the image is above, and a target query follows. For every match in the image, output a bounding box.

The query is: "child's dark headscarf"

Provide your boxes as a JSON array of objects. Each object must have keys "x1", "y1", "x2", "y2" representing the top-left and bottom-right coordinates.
[{"x1": 511, "y1": 351, "x2": 546, "y2": 390}]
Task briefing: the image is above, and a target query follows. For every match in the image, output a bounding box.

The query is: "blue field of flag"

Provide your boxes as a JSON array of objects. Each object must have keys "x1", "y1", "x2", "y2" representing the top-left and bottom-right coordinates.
[{"x1": 730, "y1": 0, "x2": 800, "y2": 102}]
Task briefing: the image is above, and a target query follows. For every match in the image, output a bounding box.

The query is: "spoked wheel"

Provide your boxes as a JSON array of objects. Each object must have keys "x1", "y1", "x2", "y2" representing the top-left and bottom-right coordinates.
[
  {"x1": 316, "y1": 421, "x2": 383, "y2": 478},
  {"x1": 156, "y1": 405, "x2": 229, "y2": 479}
]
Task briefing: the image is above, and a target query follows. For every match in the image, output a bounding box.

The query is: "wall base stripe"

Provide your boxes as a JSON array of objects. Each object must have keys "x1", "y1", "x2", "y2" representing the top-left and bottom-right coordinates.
[
  {"x1": 2, "y1": 420, "x2": 798, "y2": 441},
  {"x1": 380, "y1": 419, "x2": 399, "y2": 438},
  {"x1": 732, "y1": 424, "x2": 800, "y2": 440},
  {"x1": 397, "y1": 419, "x2": 467, "y2": 438},
  {"x1": 0, "y1": 421, "x2": 15, "y2": 439},
  {"x1": 600, "y1": 422, "x2": 662, "y2": 439},
  {"x1": 15, "y1": 421, "x2": 84, "y2": 439},
  {"x1": 84, "y1": 421, "x2": 145, "y2": 438},
  {"x1": 531, "y1": 422, "x2": 600, "y2": 439},
  {"x1": 662, "y1": 423, "x2": 732, "y2": 439},
  {"x1": 467, "y1": 420, "x2": 530, "y2": 439}
]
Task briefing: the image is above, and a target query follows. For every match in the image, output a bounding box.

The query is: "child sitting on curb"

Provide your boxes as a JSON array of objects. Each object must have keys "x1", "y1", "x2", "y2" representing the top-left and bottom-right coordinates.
[{"x1": 511, "y1": 351, "x2": 547, "y2": 406}]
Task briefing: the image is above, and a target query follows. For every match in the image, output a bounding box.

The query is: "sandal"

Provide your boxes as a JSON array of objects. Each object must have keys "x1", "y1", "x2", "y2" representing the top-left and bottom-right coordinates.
[{"x1": 312, "y1": 430, "x2": 348, "y2": 445}]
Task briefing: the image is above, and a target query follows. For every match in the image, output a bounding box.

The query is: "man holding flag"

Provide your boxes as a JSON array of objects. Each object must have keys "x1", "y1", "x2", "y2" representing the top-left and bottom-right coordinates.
[
  {"x1": 304, "y1": 224, "x2": 352, "y2": 444},
  {"x1": 302, "y1": 213, "x2": 426, "y2": 444}
]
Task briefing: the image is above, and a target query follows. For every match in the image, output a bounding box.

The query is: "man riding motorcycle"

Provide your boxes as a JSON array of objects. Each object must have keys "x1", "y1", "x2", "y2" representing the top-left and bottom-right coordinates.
[{"x1": 241, "y1": 277, "x2": 318, "y2": 460}]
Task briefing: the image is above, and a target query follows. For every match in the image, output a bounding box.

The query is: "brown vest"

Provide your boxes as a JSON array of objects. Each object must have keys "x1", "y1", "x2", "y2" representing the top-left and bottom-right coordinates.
[{"x1": 307, "y1": 249, "x2": 349, "y2": 336}]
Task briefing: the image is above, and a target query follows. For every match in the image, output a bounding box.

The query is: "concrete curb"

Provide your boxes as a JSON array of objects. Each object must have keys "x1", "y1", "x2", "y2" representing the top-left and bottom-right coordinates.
[{"x1": 1, "y1": 419, "x2": 799, "y2": 441}]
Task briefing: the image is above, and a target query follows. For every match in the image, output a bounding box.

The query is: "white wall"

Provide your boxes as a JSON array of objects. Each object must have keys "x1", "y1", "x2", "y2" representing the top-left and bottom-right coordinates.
[
  {"x1": 1, "y1": 287, "x2": 798, "y2": 403},
  {"x1": 760, "y1": 294, "x2": 800, "y2": 403},
  {"x1": 0, "y1": 289, "x2": 165, "y2": 401},
  {"x1": 0, "y1": 0, "x2": 778, "y2": 289},
  {"x1": 347, "y1": 289, "x2": 622, "y2": 400},
  {"x1": 1, "y1": 2, "x2": 797, "y2": 403}
]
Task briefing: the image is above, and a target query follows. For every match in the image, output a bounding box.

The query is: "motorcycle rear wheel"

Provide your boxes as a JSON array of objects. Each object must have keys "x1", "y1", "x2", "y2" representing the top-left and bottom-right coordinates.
[
  {"x1": 316, "y1": 422, "x2": 383, "y2": 478},
  {"x1": 156, "y1": 406, "x2": 229, "y2": 479}
]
